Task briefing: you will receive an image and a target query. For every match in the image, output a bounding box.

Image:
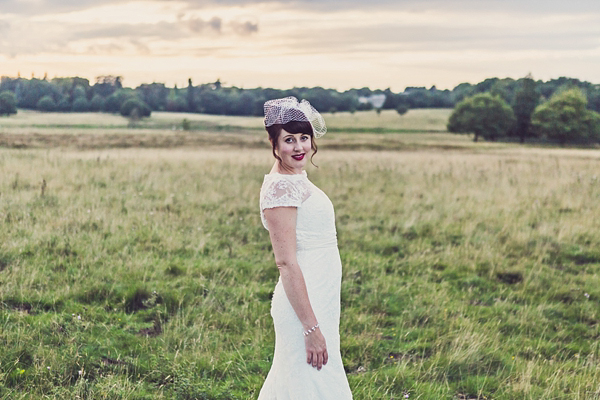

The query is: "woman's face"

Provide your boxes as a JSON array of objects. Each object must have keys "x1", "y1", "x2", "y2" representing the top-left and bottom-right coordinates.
[{"x1": 275, "y1": 129, "x2": 312, "y2": 173}]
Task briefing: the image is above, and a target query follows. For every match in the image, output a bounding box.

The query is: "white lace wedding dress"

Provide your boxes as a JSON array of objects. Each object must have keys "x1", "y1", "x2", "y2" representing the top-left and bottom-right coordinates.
[{"x1": 258, "y1": 171, "x2": 353, "y2": 399}]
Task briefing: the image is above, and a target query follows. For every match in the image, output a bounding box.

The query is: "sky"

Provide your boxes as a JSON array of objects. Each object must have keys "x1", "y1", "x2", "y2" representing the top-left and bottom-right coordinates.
[{"x1": 1, "y1": 0, "x2": 600, "y2": 91}]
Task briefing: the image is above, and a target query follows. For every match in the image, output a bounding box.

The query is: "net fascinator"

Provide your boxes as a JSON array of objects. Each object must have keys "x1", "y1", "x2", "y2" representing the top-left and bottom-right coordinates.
[{"x1": 264, "y1": 96, "x2": 327, "y2": 138}]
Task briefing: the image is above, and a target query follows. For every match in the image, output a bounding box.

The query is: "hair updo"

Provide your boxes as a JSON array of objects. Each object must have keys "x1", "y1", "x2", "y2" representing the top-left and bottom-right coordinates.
[{"x1": 265, "y1": 120, "x2": 318, "y2": 166}]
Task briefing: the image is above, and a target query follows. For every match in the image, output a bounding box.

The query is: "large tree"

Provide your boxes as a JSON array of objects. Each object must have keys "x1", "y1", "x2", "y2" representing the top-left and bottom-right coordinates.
[
  {"x1": 0, "y1": 91, "x2": 17, "y2": 116},
  {"x1": 36, "y1": 95, "x2": 57, "y2": 112},
  {"x1": 447, "y1": 93, "x2": 515, "y2": 142},
  {"x1": 512, "y1": 75, "x2": 539, "y2": 143},
  {"x1": 531, "y1": 87, "x2": 600, "y2": 145}
]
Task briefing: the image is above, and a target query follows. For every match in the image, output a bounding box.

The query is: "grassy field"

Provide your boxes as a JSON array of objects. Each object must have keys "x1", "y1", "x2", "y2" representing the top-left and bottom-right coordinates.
[
  {"x1": 0, "y1": 109, "x2": 501, "y2": 152},
  {"x1": 2, "y1": 110, "x2": 600, "y2": 399},
  {"x1": 0, "y1": 109, "x2": 451, "y2": 133}
]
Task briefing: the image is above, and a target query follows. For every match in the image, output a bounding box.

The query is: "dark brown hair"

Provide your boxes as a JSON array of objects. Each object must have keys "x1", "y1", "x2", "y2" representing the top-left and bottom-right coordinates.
[{"x1": 265, "y1": 120, "x2": 318, "y2": 166}]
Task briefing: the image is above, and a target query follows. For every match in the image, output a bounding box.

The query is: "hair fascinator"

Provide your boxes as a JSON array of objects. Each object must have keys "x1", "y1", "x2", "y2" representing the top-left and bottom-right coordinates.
[{"x1": 264, "y1": 96, "x2": 327, "y2": 138}]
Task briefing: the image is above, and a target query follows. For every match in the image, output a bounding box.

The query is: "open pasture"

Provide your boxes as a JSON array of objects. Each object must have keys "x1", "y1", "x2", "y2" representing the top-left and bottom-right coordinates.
[
  {"x1": 0, "y1": 109, "x2": 503, "y2": 154},
  {"x1": 1, "y1": 138, "x2": 600, "y2": 399},
  {"x1": 0, "y1": 109, "x2": 451, "y2": 133}
]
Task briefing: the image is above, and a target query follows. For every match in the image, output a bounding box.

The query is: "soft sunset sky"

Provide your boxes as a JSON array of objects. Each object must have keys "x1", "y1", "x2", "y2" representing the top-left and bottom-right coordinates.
[{"x1": 1, "y1": 0, "x2": 599, "y2": 91}]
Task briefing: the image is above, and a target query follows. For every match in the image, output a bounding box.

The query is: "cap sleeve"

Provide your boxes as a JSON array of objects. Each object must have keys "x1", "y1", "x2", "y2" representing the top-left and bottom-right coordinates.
[{"x1": 259, "y1": 174, "x2": 311, "y2": 229}]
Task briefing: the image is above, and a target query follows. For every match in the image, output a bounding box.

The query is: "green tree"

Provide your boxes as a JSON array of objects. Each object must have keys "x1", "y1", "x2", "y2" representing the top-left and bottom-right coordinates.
[
  {"x1": 72, "y1": 97, "x2": 90, "y2": 112},
  {"x1": 0, "y1": 91, "x2": 17, "y2": 116},
  {"x1": 72, "y1": 85, "x2": 87, "y2": 100},
  {"x1": 103, "y1": 89, "x2": 136, "y2": 113},
  {"x1": 17, "y1": 79, "x2": 59, "y2": 109},
  {"x1": 489, "y1": 78, "x2": 517, "y2": 105},
  {"x1": 120, "y1": 98, "x2": 151, "y2": 117},
  {"x1": 90, "y1": 95, "x2": 105, "y2": 112},
  {"x1": 447, "y1": 93, "x2": 516, "y2": 142},
  {"x1": 512, "y1": 75, "x2": 539, "y2": 143},
  {"x1": 531, "y1": 87, "x2": 600, "y2": 145},
  {"x1": 187, "y1": 78, "x2": 196, "y2": 112},
  {"x1": 56, "y1": 96, "x2": 71, "y2": 112},
  {"x1": 36, "y1": 95, "x2": 57, "y2": 112}
]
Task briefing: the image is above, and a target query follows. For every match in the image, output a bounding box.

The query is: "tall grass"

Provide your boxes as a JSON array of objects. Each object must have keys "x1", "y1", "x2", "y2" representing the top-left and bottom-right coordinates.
[{"x1": 1, "y1": 144, "x2": 600, "y2": 398}]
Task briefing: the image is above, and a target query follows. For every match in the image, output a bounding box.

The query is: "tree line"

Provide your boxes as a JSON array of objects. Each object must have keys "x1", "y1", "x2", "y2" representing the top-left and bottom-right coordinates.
[
  {"x1": 448, "y1": 75, "x2": 600, "y2": 145},
  {"x1": 1, "y1": 74, "x2": 600, "y2": 120}
]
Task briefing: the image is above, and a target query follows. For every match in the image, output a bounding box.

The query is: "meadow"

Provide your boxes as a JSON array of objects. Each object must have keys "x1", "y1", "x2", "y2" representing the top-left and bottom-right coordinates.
[{"x1": 1, "y1": 109, "x2": 600, "y2": 399}]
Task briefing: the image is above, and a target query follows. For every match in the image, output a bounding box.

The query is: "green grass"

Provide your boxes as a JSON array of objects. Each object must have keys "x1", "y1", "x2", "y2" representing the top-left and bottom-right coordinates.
[
  {"x1": 1, "y1": 142, "x2": 600, "y2": 398},
  {"x1": 2, "y1": 110, "x2": 600, "y2": 398}
]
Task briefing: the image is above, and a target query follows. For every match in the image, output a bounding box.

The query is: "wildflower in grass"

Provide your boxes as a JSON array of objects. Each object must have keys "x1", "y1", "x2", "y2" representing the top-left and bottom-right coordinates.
[
  {"x1": 585, "y1": 293, "x2": 590, "y2": 299},
  {"x1": 18, "y1": 369, "x2": 25, "y2": 375}
]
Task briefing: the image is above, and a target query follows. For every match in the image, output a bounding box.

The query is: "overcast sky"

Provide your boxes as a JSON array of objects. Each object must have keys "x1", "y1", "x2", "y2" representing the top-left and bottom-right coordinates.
[{"x1": 1, "y1": 0, "x2": 599, "y2": 91}]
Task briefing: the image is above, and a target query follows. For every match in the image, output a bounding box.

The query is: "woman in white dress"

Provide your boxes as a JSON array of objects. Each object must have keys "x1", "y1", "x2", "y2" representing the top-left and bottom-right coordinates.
[{"x1": 258, "y1": 97, "x2": 353, "y2": 399}]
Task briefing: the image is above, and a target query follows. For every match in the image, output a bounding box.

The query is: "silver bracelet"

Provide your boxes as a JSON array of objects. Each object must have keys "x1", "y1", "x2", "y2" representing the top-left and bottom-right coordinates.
[{"x1": 303, "y1": 323, "x2": 319, "y2": 336}]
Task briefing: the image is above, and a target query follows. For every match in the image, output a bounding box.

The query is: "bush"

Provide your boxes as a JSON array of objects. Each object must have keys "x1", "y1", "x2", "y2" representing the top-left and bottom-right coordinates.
[
  {"x1": 531, "y1": 87, "x2": 600, "y2": 145},
  {"x1": 120, "y1": 98, "x2": 151, "y2": 117},
  {"x1": 447, "y1": 93, "x2": 515, "y2": 142},
  {"x1": 36, "y1": 95, "x2": 57, "y2": 112},
  {"x1": 396, "y1": 104, "x2": 409, "y2": 116},
  {"x1": 71, "y1": 97, "x2": 90, "y2": 112},
  {"x1": 0, "y1": 91, "x2": 17, "y2": 116}
]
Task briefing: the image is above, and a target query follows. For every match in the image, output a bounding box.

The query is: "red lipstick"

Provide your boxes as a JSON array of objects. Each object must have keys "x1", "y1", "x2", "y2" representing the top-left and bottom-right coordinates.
[{"x1": 292, "y1": 154, "x2": 305, "y2": 161}]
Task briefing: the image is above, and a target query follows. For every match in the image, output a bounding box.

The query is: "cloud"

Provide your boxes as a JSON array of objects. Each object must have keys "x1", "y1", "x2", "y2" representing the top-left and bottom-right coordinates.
[
  {"x1": 188, "y1": 16, "x2": 222, "y2": 33},
  {"x1": 0, "y1": 6, "x2": 259, "y2": 58},
  {"x1": 301, "y1": 23, "x2": 600, "y2": 55},
  {"x1": 3, "y1": 0, "x2": 600, "y2": 17},
  {"x1": 0, "y1": 0, "x2": 121, "y2": 15},
  {"x1": 75, "y1": 22, "x2": 189, "y2": 41},
  {"x1": 1, "y1": 0, "x2": 599, "y2": 22},
  {"x1": 164, "y1": 0, "x2": 600, "y2": 14},
  {"x1": 230, "y1": 17, "x2": 258, "y2": 36}
]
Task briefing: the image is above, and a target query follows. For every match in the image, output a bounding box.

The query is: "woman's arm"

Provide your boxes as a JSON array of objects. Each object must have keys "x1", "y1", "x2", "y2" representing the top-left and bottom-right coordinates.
[{"x1": 263, "y1": 206, "x2": 328, "y2": 370}]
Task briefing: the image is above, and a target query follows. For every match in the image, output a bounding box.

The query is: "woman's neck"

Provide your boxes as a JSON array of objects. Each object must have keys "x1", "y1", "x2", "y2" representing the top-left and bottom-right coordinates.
[{"x1": 270, "y1": 161, "x2": 303, "y2": 175}]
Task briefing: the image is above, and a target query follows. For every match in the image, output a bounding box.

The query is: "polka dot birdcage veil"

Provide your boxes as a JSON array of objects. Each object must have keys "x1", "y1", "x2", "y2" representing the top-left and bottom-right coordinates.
[{"x1": 263, "y1": 96, "x2": 327, "y2": 138}]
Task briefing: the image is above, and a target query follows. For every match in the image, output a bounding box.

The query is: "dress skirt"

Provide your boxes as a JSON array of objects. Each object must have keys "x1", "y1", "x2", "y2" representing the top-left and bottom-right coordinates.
[{"x1": 258, "y1": 243, "x2": 353, "y2": 399}]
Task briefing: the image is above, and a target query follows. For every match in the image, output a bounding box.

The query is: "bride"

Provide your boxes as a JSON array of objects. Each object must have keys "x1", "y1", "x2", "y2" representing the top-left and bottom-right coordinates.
[{"x1": 258, "y1": 97, "x2": 353, "y2": 399}]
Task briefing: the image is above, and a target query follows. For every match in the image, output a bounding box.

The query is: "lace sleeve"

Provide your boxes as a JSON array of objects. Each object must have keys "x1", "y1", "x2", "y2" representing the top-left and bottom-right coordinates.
[
  {"x1": 259, "y1": 174, "x2": 311, "y2": 229},
  {"x1": 261, "y1": 177, "x2": 309, "y2": 210}
]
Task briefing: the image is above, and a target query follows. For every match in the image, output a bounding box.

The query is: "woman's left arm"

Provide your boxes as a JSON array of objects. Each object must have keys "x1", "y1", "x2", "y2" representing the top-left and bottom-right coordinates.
[{"x1": 264, "y1": 206, "x2": 328, "y2": 370}]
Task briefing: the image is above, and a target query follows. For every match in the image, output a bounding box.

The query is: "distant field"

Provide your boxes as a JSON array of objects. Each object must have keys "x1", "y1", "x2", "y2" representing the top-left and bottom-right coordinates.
[
  {"x1": 0, "y1": 108, "x2": 450, "y2": 132},
  {"x1": 0, "y1": 108, "x2": 503, "y2": 152}
]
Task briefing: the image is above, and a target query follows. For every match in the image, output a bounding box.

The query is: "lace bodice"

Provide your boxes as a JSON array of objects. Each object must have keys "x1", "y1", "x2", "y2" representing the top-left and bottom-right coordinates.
[{"x1": 259, "y1": 171, "x2": 337, "y2": 250}]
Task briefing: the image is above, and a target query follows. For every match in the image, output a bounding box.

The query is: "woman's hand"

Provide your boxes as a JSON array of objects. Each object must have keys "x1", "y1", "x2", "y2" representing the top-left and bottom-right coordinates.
[{"x1": 305, "y1": 329, "x2": 328, "y2": 370}]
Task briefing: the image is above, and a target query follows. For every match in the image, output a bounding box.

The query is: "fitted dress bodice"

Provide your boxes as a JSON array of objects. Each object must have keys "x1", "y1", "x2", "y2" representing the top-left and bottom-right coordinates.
[{"x1": 260, "y1": 171, "x2": 338, "y2": 252}]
